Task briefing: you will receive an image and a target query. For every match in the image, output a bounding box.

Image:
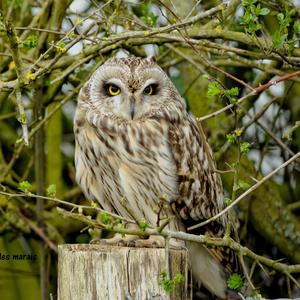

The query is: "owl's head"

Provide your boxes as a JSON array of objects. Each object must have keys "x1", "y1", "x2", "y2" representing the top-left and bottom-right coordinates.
[{"x1": 86, "y1": 56, "x2": 184, "y2": 120}]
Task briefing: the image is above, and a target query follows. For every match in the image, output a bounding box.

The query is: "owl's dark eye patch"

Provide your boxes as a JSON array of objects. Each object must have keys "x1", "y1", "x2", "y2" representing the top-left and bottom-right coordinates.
[
  {"x1": 104, "y1": 83, "x2": 121, "y2": 96},
  {"x1": 143, "y1": 83, "x2": 158, "y2": 95}
]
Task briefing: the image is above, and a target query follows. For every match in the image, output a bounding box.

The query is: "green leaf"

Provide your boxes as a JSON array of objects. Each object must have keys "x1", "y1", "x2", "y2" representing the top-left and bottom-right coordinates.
[
  {"x1": 224, "y1": 197, "x2": 232, "y2": 205},
  {"x1": 240, "y1": 142, "x2": 250, "y2": 154},
  {"x1": 22, "y1": 34, "x2": 38, "y2": 49},
  {"x1": 149, "y1": 12, "x2": 158, "y2": 26},
  {"x1": 56, "y1": 40, "x2": 66, "y2": 53},
  {"x1": 238, "y1": 179, "x2": 251, "y2": 190},
  {"x1": 173, "y1": 273, "x2": 183, "y2": 283},
  {"x1": 277, "y1": 13, "x2": 284, "y2": 23},
  {"x1": 161, "y1": 271, "x2": 167, "y2": 277},
  {"x1": 258, "y1": 7, "x2": 270, "y2": 16},
  {"x1": 159, "y1": 278, "x2": 174, "y2": 293},
  {"x1": 17, "y1": 113, "x2": 27, "y2": 124},
  {"x1": 139, "y1": 0, "x2": 150, "y2": 16},
  {"x1": 294, "y1": 21, "x2": 300, "y2": 34},
  {"x1": 226, "y1": 133, "x2": 236, "y2": 144},
  {"x1": 159, "y1": 271, "x2": 174, "y2": 293},
  {"x1": 272, "y1": 31, "x2": 287, "y2": 49},
  {"x1": 225, "y1": 87, "x2": 239, "y2": 97},
  {"x1": 242, "y1": 0, "x2": 257, "y2": 5},
  {"x1": 207, "y1": 81, "x2": 222, "y2": 97},
  {"x1": 15, "y1": 0, "x2": 23, "y2": 8},
  {"x1": 249, "y1": 290, "x2": 263, "y2": 298},
  {"x1": 277, "y1": 10, "x2": 292, "y2": 28},
  {"x1": 236, "y1": 108, "x2": 243, "y2": 115},
  {"x1": 100, "y1": 212, "x2": 111, "y2": 225},
  {"x1": 18, "y1": 181, "x2": 32, "y2": 193},
  {"x1": 159, "y1": 272, "x2": 183, "y2": 293},
  {"x1": 138, "y1": 219, "x2": 148, "y2": 231},
  {"x1": 229, "y1": 98, "x2": 238, "y2": 105},
  {"x1": 227, "y1": 273, "x2": 244, "y2": 291},
  {"x1": 46, "y1": 184, "x2": 57, "y2": 197},
  {"x1": 225, "y1": 87, "x2": 239, "y2": 104}
]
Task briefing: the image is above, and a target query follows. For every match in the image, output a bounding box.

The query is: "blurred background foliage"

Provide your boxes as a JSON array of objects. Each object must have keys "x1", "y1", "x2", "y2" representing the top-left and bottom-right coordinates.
[{"x1": 0, "y1": 0, "x2": 299, "y2": 299}]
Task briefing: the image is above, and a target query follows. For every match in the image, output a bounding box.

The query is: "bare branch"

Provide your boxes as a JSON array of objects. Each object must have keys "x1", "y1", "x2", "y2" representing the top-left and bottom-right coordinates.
[{"x1": 188, "y1": 151, "x2": 300, "y2": 231}]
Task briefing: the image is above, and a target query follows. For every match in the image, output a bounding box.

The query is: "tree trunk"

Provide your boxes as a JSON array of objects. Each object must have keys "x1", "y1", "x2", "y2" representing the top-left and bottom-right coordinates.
[{"x1": 58, "y1": 244, "x2": 188, "y2": 300}]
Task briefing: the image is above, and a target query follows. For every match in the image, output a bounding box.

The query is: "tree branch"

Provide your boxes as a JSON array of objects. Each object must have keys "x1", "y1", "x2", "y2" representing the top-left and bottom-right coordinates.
[{"x1": 188, "y1": 151, "x2": 300, "y2": 231}]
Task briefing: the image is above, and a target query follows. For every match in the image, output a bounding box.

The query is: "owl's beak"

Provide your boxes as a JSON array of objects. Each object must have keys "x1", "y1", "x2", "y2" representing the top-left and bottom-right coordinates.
[{"x1": 129, "y1": 96, "x2": 136, "y2": 120}]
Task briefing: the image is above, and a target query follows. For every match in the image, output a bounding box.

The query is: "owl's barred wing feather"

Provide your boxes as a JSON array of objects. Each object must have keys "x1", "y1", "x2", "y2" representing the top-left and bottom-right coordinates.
[
  {"x1": 168, "y1": 113, "x2": 226, "y2": 235},
  {"x1": 168, "y1": 114, "x2": 241, "y2": 285}
]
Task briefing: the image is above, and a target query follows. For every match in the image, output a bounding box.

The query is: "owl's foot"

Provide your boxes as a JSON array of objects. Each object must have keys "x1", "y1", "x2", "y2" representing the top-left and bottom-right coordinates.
[
  {"x1": 132, "y1": 236, "x2": 165, "y2": 248},
  {"x1": 90, "y1": 234, "x2": 139, "y2": 247},
  {"x1": 91, "y1": 235, "x2": 166, "y2": 248},
  {"x1": 91, "y1": 234, "x2": 185, "y2": 249}
]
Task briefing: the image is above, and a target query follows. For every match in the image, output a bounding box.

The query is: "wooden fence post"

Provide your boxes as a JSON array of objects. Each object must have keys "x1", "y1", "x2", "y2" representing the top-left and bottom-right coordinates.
[{"x1": 57, "y1": 244, "x2": 188, "y2": 300}]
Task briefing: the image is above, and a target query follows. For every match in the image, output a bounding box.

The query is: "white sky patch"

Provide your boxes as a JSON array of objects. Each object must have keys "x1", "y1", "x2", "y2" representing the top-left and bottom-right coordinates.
[
  {"x1": 260, "y1": 59, "x2": 273, "y2": 65},
  {"x1": 143, "y1": 44, "x2": 159, "y2": 56},
  {"x1": 248, "y1": 149, "x2": 284, "y2": 183},
  {"x1": 253, "y1": 68, "x2": 263, "y2": 78},
  {"x1": 61, "y1": 142, "x2": 75, "y2": 157},
  {"x1": 63, "y1": 101, "x2": 76, "y2": 120},
  {"x1": 111, "y1": 24, "x2": 124, "y2": 33},
  {"x1": 62, "y1": 19, "x2": 73, "y2": 33},
  {"x1": 83, "y1": 59, "x2": 96, "y2": 69},
  {"x1": 243, "y1": 89, "x2": 289, "y2": 182},
  {"x1": 69, "y1": 0, "x2": 90, "y2": 13},
  {"x1": 293, "y1": 0, "x2": 300, "y2": 7},
  {"x1": 79, "y1": 18, "x2": 95, "y2": 34},
  {"x1": 124, "y1": 0, "x2": 139, "y2": 3},
  {"x1": 114, "y1": 49, "x2": 128, "y2": 58},
  {"x1": 97, "y1": 32, "x2": 106, "y2": 39},
  {"x1": 149, "y1": 4, "x2": 168, "y2": 26},
  {"x1": 67, "y1": 41, "x2": 83, "y2": 56},
  {"x1": 262, "y1": 151, "x2": 284, "y2": 183},
  {"x1": 169, "y1": 66, "x2": 180, "y2": 77},
  {"x1": 268, "y1": 79, "x2": 285, "y2": 97},
  {"x1": 62, "y1": 83, "x2": 75, "y2": 95},
  {"x1": 253, "y1": 93, "x2": 270, "y2": 112},
  {"x1": 235, "y1": 5, "x2": 244, "y2": 18},
  {"x1": 31, "y1": 7, "x2": 40, "y2": 15}
]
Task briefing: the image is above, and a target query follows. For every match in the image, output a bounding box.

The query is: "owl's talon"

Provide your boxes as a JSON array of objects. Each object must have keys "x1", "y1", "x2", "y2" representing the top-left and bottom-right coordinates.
[
  {"x1": 128, "y1": 240, "x2": 137, "y2": 247},
  {"x1": 133, "y1": 236, "x2": 165, "y2": 248},
  {"x1": 90, "y1": 237, "x2": 102, "y2": 244},
  {"x1": 91, "y1": 234, "x2": 139, "y2": 247},
  {"x1": 117, "y1": 239, "x2": 127, "y2": 247}
]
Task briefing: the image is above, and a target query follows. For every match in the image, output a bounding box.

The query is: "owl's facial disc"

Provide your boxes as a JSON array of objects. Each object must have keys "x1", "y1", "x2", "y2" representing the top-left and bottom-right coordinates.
[
  {"x1": 89, "y1": 61, "x2": 178, "y2": 121},
  {"x1": 98, "y1": 76, "x2": 163, "y2": 120}
]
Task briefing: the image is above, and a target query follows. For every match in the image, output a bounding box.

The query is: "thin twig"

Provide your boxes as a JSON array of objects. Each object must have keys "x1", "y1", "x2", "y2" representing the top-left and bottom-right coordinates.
[
  {"x1": 188, "y1": 151, "x2": 300, "y2": 231},
  {"x1": 0, "y1": 190, "x2": 134, "y2": 224},
  {"x1": 19, "y1": 212, "x2": 58, "y2": 252},
  {"x1": 197, "y1": 69, "x2": 300, "y2": 122}
]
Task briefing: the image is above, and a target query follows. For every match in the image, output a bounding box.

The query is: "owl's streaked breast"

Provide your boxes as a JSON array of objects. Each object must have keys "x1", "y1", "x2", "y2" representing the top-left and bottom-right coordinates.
[{"x1": 75, "y1": 117, "x2": 179, "y2": 227}]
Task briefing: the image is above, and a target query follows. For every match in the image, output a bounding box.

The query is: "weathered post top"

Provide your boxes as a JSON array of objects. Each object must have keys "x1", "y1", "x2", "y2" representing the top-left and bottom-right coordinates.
[{"x1": 58, "y1": 244, "x2": 188, "y2": 300}]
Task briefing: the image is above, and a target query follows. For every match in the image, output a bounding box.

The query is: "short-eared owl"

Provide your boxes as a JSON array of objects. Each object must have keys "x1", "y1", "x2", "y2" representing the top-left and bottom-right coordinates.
[{"x1": 74, "y1": 56, "x2": 232, "y2": 298}]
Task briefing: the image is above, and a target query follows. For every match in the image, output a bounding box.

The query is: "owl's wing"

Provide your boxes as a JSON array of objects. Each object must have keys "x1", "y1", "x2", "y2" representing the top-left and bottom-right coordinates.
[
  {"x1": 168, "y1": 113, "x2": 226, "y2": 236},
  {"x1": 168, "y1": 113, "x2": 240, "y2": 274}
]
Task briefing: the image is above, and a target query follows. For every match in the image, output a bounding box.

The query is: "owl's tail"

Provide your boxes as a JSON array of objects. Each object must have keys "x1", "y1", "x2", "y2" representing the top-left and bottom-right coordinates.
[{"x1": 187, "y1": 241, "x2": 227, "y2": 299}]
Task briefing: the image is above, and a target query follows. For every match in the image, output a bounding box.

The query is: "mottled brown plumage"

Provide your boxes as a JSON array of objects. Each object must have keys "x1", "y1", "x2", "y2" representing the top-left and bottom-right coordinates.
[{"x1": 74, "y1": 56, "x2": 235, "y2": 298}]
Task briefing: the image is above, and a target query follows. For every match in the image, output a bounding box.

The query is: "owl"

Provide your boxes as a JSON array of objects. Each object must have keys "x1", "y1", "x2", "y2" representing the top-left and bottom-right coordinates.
[{"x1": 74, "y1": 56, "x2": 235, "y2": 299}]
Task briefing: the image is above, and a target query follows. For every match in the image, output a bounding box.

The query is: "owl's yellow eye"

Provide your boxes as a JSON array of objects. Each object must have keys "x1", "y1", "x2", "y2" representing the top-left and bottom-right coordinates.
[
  {"x1": 107, "y1": 84, "x2": 121, "y2": 96},
  {"x1": 143, "y1": 84, "x2": 158, "y2": 95}
]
